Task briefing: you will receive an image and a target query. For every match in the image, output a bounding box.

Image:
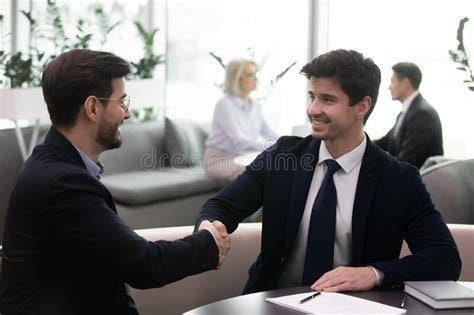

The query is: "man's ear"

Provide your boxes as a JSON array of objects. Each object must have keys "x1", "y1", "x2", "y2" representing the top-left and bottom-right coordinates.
[
  {"x1": 355, "y1": 96, "x2": 372, "y2": 120},
  {"x1": 83, "y1": 96, "x2": 100, "y2": 122}
]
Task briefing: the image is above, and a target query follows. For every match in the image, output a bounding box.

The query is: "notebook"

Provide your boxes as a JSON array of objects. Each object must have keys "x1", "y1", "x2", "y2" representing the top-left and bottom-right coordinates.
[{"x1": 404, "y1": 281, "x2": 474, "y2": 309}]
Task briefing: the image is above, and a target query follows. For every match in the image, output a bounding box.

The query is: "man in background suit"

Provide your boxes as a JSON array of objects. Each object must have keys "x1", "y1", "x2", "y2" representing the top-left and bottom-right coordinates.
[
  {"x1": 0, "y1": 49, "x2": 230, "y2": 315},
  {"x1": 196, "y1": 49, "x2": 460, "y2": 294},
  {"x1": 375, "y1": 62, "x2": 443, "y2": 168}
]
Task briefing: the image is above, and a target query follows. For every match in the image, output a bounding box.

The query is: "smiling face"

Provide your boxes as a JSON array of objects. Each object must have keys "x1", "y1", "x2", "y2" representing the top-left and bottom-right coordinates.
[
  {"x1": 306, "y1": 77, "x2": 367, "y2": 155},
  {"x1": 97, "y1": 78, "x2": 131, "y2": 150}
]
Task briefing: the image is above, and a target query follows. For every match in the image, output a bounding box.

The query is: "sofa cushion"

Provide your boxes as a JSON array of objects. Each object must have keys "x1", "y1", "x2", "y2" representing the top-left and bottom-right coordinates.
[
  {"x1": 420, "y1": 159, "x2": 474, "y2": 224},
  {"x1": 101, "y1": 168, "x2": 218, "y2": 205},
  {"x1": 100, "y1": 120, "x2": 166, "y2": 175},
  {"x1": 165, "y1": 118, "x2": 208, "y2": 167}
]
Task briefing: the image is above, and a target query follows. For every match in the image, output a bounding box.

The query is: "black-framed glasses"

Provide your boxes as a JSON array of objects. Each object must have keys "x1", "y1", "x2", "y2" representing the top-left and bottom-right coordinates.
[{"x1": 97, "y1": 96, "x2": 131, "y2": 112}]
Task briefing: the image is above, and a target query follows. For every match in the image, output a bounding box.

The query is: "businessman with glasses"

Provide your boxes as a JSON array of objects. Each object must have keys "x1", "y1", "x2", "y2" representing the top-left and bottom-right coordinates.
[{"x1": 0, "y1": 49, "x2": 230, "y2": 315}]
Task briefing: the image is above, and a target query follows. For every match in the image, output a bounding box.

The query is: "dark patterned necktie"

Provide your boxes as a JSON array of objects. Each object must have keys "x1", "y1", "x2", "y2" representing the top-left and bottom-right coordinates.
[{"x1": 302, "y1": 159, "x2": 341, "y2": 285}]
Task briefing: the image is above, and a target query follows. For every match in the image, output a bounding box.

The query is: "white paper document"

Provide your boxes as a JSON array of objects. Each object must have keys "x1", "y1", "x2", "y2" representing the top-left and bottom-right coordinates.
[{"x1": 265, "y1": 292, "x2": 407, "y2": 314}]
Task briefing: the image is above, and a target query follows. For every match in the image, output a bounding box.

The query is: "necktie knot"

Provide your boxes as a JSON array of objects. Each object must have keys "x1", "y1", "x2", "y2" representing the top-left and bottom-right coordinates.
[{"x1": 325, "y1": 159, "x2": 341, "y2": 177}]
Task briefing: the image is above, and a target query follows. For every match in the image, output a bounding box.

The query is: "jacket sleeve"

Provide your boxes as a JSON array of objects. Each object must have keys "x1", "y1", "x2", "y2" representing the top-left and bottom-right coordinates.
[
  {"x1": 44, "y1": 171, "x2": 219, "y2": 289},
  {"x1": 396, "y1": 112, "x2": 438, "y2": 168},
  {"x1": 373, "y1": 129, "x2": 392, "y2": 151},
  {"x1": 196, "y1": 137, "x2": 293, "y2": 233},
  {"x1": 369, "y1": 167, "x2": 461, "y2": 288}
]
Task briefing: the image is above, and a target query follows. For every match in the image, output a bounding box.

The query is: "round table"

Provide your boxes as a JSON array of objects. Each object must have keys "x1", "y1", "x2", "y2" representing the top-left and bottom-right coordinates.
[{"x1": 185, "y1": 286, "x2": 474, "y2": 314}]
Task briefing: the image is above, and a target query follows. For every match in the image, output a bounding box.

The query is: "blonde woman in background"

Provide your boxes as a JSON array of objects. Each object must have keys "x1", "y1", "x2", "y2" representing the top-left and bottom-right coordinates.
[{"x1": 205, "y1": 59, "x2": 278, "y2": 182}]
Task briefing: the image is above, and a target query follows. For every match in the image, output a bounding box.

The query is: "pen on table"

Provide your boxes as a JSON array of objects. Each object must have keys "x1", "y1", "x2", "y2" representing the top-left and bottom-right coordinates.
[
  {"x1": 400, "y1": 292, "x2": 407, "y2": 308},
  {"x1": 299, "y1": 291, "x2": 321, "y2": 304}
]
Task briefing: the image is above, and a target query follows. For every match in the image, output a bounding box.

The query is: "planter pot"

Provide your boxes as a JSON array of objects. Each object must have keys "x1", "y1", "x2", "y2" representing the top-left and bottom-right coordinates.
[
  {"x1": 0, "y1": 87, "x2": 49, "y2": 161},
  {"x1": 0, "y1": 87, "x2": 49, "y2": 122},
  {"x1": 0, "y1": 78, "x2": 165, "y2": 121}
]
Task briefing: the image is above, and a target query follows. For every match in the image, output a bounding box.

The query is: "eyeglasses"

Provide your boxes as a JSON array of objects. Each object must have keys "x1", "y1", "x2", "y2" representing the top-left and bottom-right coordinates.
[
  {"x1": 242, "y1": 72, "x2": 257, "y2": 79},
  {"x1": 97, "y1": 96, "x2": 131, "y2": 112}
]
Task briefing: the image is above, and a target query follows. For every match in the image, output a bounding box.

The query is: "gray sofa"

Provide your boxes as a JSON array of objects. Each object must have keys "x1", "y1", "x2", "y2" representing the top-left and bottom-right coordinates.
[
  {"x1": 100, "y1": 118, "x2": 224, "y2": 229},
  {"x1": 0, "y1": 118, "x2": 224, "y2": 241},
  {"x1": 0, "y1": 126, "x2": 42, "y2": 242},
  {"x1": 420, "y1": 158, "x2": 474, "y2": 224}
]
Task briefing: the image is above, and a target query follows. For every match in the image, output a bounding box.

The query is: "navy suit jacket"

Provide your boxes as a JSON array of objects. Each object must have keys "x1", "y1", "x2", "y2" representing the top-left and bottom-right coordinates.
[
  {"x1": 0, "y1": 127, "x2": 218, "y2": 315},
  {"x1": 375, "y1": 94, "x2": 443, "y2": 168},
  {"x1": 197, "y1": 134, "x2": 460, "y2": 293}
]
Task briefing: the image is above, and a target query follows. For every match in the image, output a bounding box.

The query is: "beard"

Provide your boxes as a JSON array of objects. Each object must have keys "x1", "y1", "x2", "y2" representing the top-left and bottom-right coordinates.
[{"x1": 97, "y1": 119, "x2": 122, "y2": 150}]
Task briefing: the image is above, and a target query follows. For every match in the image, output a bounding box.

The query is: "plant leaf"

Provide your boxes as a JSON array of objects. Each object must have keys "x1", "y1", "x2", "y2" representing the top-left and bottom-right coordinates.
[
  {"x1": 275, "y1": 61, "x2": 297, "y2": 81},
  {"x1": 209, "y1": 52, "x2": 226, "y2": 69}
]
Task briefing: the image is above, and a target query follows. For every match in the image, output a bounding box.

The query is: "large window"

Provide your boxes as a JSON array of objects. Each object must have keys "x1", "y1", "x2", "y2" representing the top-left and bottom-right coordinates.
[
  {"x1": 318, "y1": 0, "x2": 474, "y2": 158},
  {"x1": 164, "y1": 0, "x2": 309, "y2": 134},
  {"x1": 0, "y1": 0, "x2": 166, "y2": 128},
  {"x1": 3, "y1": 0, "x2": 472, "y2": 160}
]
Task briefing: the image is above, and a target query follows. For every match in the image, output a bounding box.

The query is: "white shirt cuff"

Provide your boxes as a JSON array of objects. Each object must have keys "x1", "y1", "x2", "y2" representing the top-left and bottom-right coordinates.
[{"x1": 368, "y1": 266, "x2": 385, "y2": 286}]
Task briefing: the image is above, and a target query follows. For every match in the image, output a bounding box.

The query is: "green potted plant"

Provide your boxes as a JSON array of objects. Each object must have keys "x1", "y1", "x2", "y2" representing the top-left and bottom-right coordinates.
[
  {"x1": 1, "y1": 2, "x2": 166, "y2": 124},
  {"x1": 128, "y1": 21, "x2": 166, "y2": 122},
  {"x1": 449, "y1": 17, "x2": 473, "y2": 92},
  {"x1": 131, "y1": 21, "x2": 165, "y2": 79}
]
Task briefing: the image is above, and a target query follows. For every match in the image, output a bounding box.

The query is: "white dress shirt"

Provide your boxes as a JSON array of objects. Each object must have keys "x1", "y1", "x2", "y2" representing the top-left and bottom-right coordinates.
[
  {"x1": 205, "y1": 93, "x2": 278, "y2": 156},
  {"x1": 278, "y1": 135, "x2": 367, "y2": 287}
]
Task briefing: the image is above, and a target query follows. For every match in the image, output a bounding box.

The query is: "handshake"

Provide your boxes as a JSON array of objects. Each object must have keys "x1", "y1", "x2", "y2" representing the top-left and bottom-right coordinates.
[{"x1": 199, "y1": 220, "x2": 231, "y2": 269}]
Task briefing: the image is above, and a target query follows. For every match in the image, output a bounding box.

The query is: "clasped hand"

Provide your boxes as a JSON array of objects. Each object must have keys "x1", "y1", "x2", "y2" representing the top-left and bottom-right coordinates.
[{"x1": 199, "y1": 220, "x2": 230, "y2": 269}]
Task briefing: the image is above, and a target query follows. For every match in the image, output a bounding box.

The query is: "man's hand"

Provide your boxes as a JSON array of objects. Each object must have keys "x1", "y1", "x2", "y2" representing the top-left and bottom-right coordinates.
[
  {"x1": 198, "y1": 220, "x2": 230, "y2": 269},
  {"x1": 311, "y1": 266, "x2": 377, "y2": 292}
]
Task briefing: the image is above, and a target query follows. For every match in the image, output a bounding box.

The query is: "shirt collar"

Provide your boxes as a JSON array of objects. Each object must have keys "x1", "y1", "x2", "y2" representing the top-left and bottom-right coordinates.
[
  {"x1": 402, "y1": 90, "x2": 420, "y2": 113},
  {"x1": 227, "y1": 93, "x2": 254, "y2": 110},
  {"x1": 318, "y1": 134, "x2": 367, "y2": 174},
  {"x1": 73, "y1": 145, "x2": 104, "y2": 179}
]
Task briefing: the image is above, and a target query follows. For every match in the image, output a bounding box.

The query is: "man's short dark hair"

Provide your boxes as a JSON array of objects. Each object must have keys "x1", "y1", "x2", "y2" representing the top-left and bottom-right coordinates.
[
  {"x1": 392, "y1": 62, "x2": 422, "y2": 90},
  {"x1": 300, "y1": 49, "x2": 381, "y2": 123},
  {"x1": 42, "y1": 49, "x2": 131, "y2": 128}
]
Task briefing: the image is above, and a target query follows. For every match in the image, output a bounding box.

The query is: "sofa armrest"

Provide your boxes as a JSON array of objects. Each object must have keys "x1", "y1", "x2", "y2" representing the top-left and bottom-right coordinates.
[{"x1": 130, "y1": 223, "x2": 262, "y2": 315}]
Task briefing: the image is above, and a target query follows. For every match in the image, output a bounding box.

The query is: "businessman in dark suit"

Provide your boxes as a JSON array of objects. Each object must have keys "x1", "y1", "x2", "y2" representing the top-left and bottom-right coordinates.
[
  {"x1": 196, "y1": 50, "x2": 460, "y2": 294},
  {"x1": 0, "y1": 49, "x2": 230, "y2": 315},
  {"x1": 375, "y1": 62, "x2": 443, "y2": 168}
]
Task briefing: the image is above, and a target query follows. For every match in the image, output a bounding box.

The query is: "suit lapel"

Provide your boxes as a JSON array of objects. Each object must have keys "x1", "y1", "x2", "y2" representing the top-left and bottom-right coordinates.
[
  {"x1": 283, "y1": 139, "x2": 320, "y2": 256},
  {"x1": 47, "y1": 127, "x2": 119, "y2": 214},
  {"x1": 351, "y1": 136, "x2": 381, "y2": 266},
  {"x1": 46, "y1": 127, "x2": 87, "y2": 169}
]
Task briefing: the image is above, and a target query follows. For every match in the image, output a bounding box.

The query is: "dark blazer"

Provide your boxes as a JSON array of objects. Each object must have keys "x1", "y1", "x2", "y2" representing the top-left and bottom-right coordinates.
[
  {"x1": 375, "y1": 94, "x2": 443, "y2": 168},
  {"x1": 196, "y1": 135, "x2": 460, "y2": 293},
  {"x1": 0, "y1": 127, "x2": 218, "y2": 315}
]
